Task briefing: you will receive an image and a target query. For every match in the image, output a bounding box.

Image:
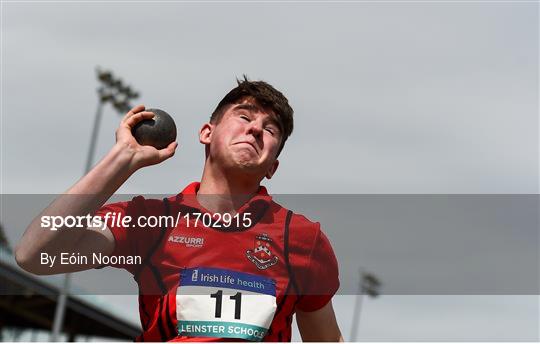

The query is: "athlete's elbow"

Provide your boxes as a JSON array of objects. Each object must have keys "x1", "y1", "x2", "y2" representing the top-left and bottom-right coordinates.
[
  {"x1": 15, "y1": 244, "x2": 45, "y2": 275},
  {"x1": 15, "y1": 246, "x2": 31, "y2": 272}
]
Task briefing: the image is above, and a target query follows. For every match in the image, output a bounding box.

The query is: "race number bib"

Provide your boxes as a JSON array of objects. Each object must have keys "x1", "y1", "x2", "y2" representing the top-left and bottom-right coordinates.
[{"x1": 176, "y1": 267, "x2": 277, "y2": 341}]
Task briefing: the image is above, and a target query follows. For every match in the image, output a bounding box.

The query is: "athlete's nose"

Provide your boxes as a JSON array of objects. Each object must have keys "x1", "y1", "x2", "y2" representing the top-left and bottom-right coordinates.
[{"x1": 246, "y1": 119, "x2": 263, "y2": 138}]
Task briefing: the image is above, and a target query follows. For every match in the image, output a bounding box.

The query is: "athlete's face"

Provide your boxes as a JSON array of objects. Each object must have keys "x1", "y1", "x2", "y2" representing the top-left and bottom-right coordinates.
[{"x1": 199, "y1": 98, "x2": 281, "y2": 180}]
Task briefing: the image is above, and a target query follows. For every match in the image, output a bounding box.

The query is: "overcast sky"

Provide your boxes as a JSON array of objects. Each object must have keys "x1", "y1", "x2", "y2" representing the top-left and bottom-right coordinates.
[{"x1": 1, "y1": 1, "x2": 538, "y2": 341}]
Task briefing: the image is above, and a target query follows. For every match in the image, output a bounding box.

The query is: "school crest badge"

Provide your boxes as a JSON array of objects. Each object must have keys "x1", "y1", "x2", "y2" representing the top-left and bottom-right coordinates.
[{"x1": 246, "y1": 233, "x2": 278, "y2": 270}]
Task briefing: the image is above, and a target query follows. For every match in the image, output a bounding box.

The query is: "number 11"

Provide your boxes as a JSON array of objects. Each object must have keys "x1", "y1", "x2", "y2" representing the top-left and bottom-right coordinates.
[{"x1": 210, "y1": 290, "x2": 242, "y2": 319}]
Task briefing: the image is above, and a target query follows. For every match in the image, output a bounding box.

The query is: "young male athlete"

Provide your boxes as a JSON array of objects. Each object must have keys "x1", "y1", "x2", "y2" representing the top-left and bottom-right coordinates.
[{"x1": 16, "y1": 78, "x2": 343, "y2": 342}]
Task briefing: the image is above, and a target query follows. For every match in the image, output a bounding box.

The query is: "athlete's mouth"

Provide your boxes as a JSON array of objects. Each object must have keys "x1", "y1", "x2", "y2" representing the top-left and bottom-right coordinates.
[{"x1": 235, "y1": 141, "x2": 259, "y2": 154}]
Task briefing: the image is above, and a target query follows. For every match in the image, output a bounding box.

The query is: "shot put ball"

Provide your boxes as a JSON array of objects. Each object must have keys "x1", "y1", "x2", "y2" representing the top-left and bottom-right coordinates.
[{"x1": 132, "y1": 108, "x2": 177, "y2": 150}]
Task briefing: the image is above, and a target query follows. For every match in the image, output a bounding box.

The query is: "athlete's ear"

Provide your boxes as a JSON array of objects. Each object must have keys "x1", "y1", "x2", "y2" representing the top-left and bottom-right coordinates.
[
  {"x1": 265, "y1": 159, "x2": 279, "y2": 179},
  {"x1": 199, "y1": 122, "x2": 213, "y2": 145}
]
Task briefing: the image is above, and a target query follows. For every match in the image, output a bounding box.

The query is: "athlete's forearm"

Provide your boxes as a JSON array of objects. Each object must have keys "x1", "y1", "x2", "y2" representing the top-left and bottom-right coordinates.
[
  {"x1": 68, "y1": 142, "x2": 137, "y2": 197},
  {"x1": 15, "y1": 143, "x2": 137, "y2": 271}
]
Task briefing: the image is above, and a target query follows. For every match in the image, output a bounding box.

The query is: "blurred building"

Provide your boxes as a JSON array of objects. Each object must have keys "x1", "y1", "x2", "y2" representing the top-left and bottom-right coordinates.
[{"x1": 0, "y1": 224, "x2": 140, "y2": 341}]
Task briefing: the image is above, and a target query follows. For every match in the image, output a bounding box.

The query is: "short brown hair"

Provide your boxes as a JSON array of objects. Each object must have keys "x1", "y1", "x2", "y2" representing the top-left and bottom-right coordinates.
[{"x1": 210, "y1": 76, "x2": 294, "y2": 156}]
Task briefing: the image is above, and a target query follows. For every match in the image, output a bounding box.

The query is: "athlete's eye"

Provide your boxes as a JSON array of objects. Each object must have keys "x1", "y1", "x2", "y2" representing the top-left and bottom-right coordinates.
[
  {"x1": 265, "y1": 127, "x2": 275, "y2": 135},
  {"x1": 240, "y1": 115, "x2": 250, "y2": 122}
]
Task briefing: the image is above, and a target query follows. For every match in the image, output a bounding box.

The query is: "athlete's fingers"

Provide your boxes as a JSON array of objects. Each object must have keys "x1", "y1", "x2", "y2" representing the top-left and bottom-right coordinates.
[
  {"x1": 157, "y1": 141, "x2": 178, "y2": 161},
  {"x1": 121, "y1": 104, "x2": 146, "y2": 123},
  {"x1": 123, "y1": 111, "x2": 155, "y2": 129}
]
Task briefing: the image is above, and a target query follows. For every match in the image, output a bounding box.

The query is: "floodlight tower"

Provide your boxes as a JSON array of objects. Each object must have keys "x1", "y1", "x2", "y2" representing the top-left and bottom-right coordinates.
[
  {"x1": 349, "y1": 269, "x2": 381, "y2": 341},
  {"x1": 50, "y1": 68, "x2": 140, "y2": 341},
  {"x1": 85, "y1": 67, "x2": 140, "y2": 172}
]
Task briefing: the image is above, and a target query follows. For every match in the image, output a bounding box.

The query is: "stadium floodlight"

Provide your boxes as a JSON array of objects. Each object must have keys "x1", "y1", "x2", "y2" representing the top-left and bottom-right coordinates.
[
  {"x1": 83, "y1": 67, "x2": 140, "y2": 172},
  {"x1": 51, "y1": 67, "x2": 141, "y2": 341},
  {"x1": 362, "y1": 273, "x2": 381, "y2": 298},
  {"x1": 349, "y1": 268, "x2": 382, "y2": 341}
]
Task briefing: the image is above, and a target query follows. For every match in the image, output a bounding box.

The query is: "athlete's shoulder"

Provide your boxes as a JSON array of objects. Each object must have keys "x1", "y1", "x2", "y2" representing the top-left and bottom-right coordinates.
[
  {"x1": 119, "y1": 194, "x2": 170, "y2": 212},
  {"x1": 273, "y1": 202, "x2": 340, "y2": 300},
  {"x1": 99, "y1": 194, "x2": 183, "y2": 222},
  {"x1": 129, "y1": 194, "x2": 163, "y2": 210},
  {"x1": 290, "y1": 212, "x2": 321, "y2": 236},
  {"x1": 269, "y1": 200, "x2": 322, "y2": 242}
]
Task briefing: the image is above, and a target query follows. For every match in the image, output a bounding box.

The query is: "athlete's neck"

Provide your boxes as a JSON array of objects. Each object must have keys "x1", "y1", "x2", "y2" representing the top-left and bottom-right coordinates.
[{"x1": 197, "y1": 164, "x2": 261, "y2": 214}]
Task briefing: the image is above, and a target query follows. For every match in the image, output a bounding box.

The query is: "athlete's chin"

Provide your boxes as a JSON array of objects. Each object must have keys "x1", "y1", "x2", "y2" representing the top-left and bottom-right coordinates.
[
  {"x1": 229, "y1": 155, "x2": 265, "y2": 174},
  {"x1": 231, "y1": 152, "x2": 259, "y2": 166},
  {"x1": 233, "y1": 160, "x2": 261, "y2": 172}
]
